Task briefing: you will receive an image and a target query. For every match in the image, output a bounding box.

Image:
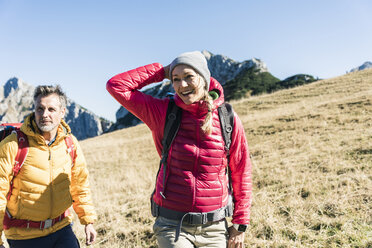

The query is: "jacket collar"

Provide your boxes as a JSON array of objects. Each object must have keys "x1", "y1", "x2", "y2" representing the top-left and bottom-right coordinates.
[
  {"x1": 21, "y1": 113, "x2": 72, "y2": 146},
  {"x1": 173, "y1": 77, "x2": 225, "y2": 117}
]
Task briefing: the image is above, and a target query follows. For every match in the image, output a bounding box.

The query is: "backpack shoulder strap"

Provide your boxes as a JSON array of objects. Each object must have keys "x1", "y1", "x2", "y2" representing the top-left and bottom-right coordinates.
[
  {"x1": 218, "y1": 103, "x2": 234, "y2": 193},
  {"x1": 218, "y1": 102, "x2": 234, "y2": 153},
  {"x1": 157, "y1": 98, "x2": 182, "y2": 199},
  {"x1": 65, "y1": 135, "x2": 76, "y2": 167},
  {"x1": 7, "y1": 130, "x2": 29, "y2": 200},
  {"x1": 161, "y1": 98, "x2": 182, "y2": 154}
]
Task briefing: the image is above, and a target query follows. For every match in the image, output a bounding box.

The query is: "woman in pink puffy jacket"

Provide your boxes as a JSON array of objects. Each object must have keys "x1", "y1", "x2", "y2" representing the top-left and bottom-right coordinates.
[{"x1": 107, "y1": 51, "x2": 252, "y2": 248}]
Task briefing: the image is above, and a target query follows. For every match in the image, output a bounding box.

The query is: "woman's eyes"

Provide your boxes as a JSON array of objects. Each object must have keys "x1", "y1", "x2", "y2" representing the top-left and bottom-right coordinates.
[{"x1": 173, "y1": 75, "x2": 195, "y2": 82}]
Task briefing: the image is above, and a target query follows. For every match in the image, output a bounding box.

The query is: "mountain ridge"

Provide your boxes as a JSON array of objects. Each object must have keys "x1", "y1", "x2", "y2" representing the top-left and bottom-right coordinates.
[
  {"x1": 0, "y1": 77, "x2": 112, "y2": 140},
  {"x1": 349, "y1": 61, "x2": 372, "y2": 73}
]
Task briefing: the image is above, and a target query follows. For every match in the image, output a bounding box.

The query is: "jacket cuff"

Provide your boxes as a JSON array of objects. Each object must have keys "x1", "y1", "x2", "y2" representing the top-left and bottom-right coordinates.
[{"x1": 79, "y1": 215, "x2": 97, "y2": 226}]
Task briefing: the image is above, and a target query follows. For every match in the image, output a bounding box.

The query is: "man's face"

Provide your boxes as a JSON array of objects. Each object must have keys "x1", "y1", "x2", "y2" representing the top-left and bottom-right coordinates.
[{"x1": 34, "y1": 94, "x2": 66, "y2": 134}]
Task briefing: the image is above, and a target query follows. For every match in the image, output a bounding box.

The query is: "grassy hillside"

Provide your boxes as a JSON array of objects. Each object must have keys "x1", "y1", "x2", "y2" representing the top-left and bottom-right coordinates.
[{"x1": 75, "y1": 69, "x2": 372, "y2": 247}]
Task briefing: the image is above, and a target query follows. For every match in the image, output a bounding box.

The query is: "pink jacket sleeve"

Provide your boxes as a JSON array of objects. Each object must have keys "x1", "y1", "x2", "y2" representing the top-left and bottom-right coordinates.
[
  {"x1": 229, "y1": 113, "x2": 252, "y2": 225},
  {"x1": 106, "y1": 63, "x2": 168, "y2": 131}
]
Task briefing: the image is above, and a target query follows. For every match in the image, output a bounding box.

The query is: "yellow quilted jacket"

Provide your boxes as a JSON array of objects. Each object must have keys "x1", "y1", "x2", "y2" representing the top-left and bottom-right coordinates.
[{"x1": 0, "y1": 114, "x2": 97, "y2": 243}]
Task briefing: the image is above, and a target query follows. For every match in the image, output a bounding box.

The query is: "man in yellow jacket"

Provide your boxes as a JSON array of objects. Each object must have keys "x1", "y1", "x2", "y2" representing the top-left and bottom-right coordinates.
[{"x1": 0, "y1": 85, "x2": 97, "y2": 247}]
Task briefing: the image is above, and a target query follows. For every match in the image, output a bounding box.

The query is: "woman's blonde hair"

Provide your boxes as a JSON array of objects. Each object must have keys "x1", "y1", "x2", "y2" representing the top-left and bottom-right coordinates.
[{"x1": 200, "y1": 77, "x2": 214, "y2": 135}]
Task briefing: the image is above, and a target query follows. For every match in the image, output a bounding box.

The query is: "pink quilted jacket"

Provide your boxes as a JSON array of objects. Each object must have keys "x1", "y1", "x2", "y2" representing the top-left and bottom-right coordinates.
[{"x1": 107, "y1": 63, "x2": 252, "y2": 224}]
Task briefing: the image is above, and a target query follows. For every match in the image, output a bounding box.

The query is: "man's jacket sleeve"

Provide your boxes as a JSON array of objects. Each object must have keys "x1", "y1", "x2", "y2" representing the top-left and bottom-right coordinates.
[
  {"x1": 0, "y1": 135, "x2": 17, "y2": 245},
  {"x1": 229, "y1": 113, "x2": 252, "y2": 225},
  {"x1": 70, "y1": 136, "x2": 97, "y2": 225}
]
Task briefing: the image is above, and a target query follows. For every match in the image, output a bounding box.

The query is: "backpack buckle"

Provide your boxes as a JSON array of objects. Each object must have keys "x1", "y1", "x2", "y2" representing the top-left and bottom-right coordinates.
[
  {"x1": 40, "y1": 219, "x2": 53, "y2": 229},
  {"x1": 188, "y1": 213, "x2": 208, "y2": 225}
]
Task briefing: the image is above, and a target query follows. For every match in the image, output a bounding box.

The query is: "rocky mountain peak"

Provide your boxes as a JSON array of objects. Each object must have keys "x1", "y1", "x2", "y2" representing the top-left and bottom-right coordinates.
[
  {"x1": 4, "y1": 77, "x2": 27, "y2": 98},
  {"x1": 201, "y1": 50, "x2": 268, "y2": 85},
  {"x1": 0, "y1": 79, "x2": 112, "y2": 140},
  {"x1": 349, "y1": 61, "x2": 372, "y2": 73}
]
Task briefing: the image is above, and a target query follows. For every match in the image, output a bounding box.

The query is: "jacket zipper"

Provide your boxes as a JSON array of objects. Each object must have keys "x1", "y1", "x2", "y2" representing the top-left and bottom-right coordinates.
[
  {"x1": 192, "y1": 120, "x2": 200, "y2": 211},
  {"x1": 48, "y1": 147, "x2": 53, "y2": 218}
]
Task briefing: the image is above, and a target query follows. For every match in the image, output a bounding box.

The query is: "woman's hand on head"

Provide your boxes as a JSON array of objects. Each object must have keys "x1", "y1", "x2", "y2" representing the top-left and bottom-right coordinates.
[{"x1": 163, "y1": 64, "x2": 171, "y2": 80}]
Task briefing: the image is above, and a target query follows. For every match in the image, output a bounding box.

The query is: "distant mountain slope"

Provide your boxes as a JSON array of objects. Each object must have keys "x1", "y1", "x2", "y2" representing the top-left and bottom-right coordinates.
[
  {"x1": 224, "y1": 67, "x2": 280, "y2": 100},
  {"x1": 79, "y1": 68, "x2": 372, "y2": 247},
  {"x1": 0, "y1": 77, "x2": 112, "y2": 140},
  {"x1": 225, "y1": 71, "x2": 317, "y2": 101},
  {"x1": 111, "y1": 51, "x2": 317, "y2": 130},
  {"x1": 349, "y1": 61, "x2": 372, "y2": 73},
  {"x1": 202, "y1": 50, "x2": 269, "y2": 84}
]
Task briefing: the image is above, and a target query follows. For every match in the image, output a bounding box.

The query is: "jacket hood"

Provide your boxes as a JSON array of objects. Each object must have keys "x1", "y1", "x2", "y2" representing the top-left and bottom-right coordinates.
[
  {"x1": 174, "y1": 77, "x2": 225, "y2": 117},
  {"x1": 21, "y1": 113, "x2": 72, "y2": 146}
]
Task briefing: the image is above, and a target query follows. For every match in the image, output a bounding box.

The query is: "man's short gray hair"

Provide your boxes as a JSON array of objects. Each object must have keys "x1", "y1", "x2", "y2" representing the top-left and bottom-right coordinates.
[{"x1": 33, "y1": 85, "x2": 67, "y2": 108}]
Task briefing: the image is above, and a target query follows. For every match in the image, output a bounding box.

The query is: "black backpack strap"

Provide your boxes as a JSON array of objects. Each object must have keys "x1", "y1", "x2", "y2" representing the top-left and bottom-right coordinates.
[
  {"x1": 218, "y1": 102, "x2": 234, "y2": 192},
  {"x1": 218, "y1": 103, "x2": 234, "y2": 153},
  {"x1": 157, "y1": 98, "x2": 182, "y2": 199},
  {"x1": 161, "y1": 99, "x2": 182, "y2": 154}
]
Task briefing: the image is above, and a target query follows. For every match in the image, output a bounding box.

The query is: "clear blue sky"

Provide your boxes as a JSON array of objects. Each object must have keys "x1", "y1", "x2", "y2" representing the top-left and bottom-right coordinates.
[{"x1": 1, "y1": 0, "x2": 371, "y2": 121}]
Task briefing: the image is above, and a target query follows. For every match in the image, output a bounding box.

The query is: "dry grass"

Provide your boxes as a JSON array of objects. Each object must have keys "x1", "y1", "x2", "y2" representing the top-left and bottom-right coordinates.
[{"x1": 73, "y1": 69, "x2": 372, "y2": 247}]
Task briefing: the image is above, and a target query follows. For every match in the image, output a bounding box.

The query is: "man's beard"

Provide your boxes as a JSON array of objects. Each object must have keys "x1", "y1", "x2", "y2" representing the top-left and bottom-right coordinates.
[{"x1": 37, "y1": 121, "x2": 58, "y2": 133}]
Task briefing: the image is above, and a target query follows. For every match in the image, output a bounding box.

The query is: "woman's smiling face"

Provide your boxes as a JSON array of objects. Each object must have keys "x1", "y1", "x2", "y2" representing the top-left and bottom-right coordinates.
[{"x1": 172, "y1": 64, "x2": 205, "y2": 105}]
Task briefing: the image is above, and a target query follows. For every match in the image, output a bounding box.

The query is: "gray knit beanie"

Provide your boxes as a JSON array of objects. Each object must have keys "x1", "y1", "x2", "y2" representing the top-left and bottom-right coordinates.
[{"x1": 169, "y1": 51, "x2": 211, "y2": 90}]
